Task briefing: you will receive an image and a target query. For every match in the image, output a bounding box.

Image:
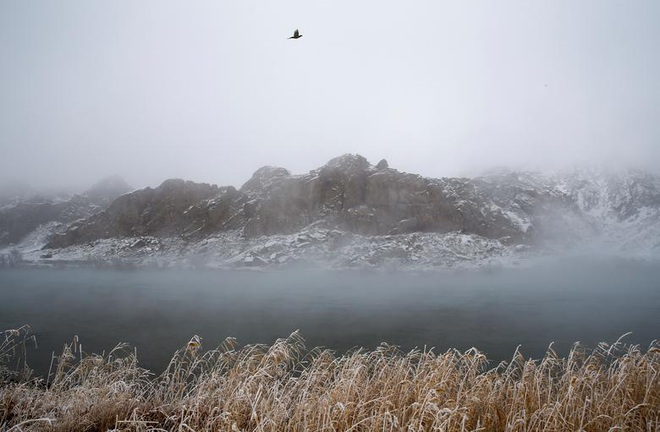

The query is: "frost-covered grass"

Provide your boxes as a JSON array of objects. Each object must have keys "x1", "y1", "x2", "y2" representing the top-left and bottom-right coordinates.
[{"x1": 1, "y1": 328, "x2": 658, "y2": 431}]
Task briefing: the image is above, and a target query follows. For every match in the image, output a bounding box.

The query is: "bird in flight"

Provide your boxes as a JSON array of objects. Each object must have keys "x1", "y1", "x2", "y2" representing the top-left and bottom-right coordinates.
[{"x1": 289, "y1": 29, "x2": 302, "y2": 39}]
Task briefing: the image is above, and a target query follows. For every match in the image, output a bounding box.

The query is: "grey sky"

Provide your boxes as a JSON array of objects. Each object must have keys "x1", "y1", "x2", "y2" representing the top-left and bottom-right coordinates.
[{"x1": 1, "y1": 1, "x2": 659, "y2": 190}]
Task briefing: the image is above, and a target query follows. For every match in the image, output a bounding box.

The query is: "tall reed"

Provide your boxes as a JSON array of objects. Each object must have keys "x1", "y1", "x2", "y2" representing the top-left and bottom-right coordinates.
[{"x1": 1, "y1": 329, "x2": 658, "y2": 431}]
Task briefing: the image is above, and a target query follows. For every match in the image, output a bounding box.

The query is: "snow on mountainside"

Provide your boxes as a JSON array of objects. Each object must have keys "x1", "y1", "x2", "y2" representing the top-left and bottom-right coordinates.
[
  {"x1": 19, "y1": 227, "x2": 520, "y2": 271},
  {"x1": 2, "y1": 156, "x2": 659, "y2": 269},
  {"x1": 554, "y1": 167, "x2": 660, "y2": 253},
  {"x1": 0, "y1": 176, "x2": 131, "y2": 262}
]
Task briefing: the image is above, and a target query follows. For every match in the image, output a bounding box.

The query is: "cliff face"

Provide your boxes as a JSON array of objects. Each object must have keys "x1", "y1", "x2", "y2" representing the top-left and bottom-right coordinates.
[
  {"x1": 46, "y1": 179, "x2": 218, "y2": 248},
  {"x1": 45, "y1": 155, "x2": 529, "y2": 249},
  {"x1": 40, "y1": 155, "x2": 660, "y2": 254},
  {"x1": 223, "y1": 154, "x2": 526, "y2": 241}
]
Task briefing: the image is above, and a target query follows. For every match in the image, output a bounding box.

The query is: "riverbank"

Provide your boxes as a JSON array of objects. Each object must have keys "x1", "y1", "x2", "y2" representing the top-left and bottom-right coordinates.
[{"x1": 1, "y1": 327, "x2": 658, "y2": 431}]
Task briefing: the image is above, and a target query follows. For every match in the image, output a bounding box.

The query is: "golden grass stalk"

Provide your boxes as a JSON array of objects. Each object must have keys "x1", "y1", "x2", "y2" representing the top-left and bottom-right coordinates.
[
  {"x1": 0, "y1": 325, "x2": 36, "y2": 384},
  {"x1": 1, "y1": 329, "x2": 658, "y2": 431}
]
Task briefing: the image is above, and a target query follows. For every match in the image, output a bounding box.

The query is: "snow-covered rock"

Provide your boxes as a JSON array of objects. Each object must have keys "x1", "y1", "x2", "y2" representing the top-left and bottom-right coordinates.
[
  {"x1": 2, "y1": 156, "x2": 659, "y2": 270},
  {"x1": 0, "y1": 175, "x2": 131, "y2": 249}
]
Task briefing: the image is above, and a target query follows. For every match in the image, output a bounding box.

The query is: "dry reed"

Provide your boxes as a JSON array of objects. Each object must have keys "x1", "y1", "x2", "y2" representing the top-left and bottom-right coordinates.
[{"x1": 1, "y1": 328, "x2": 658, "y2": 431}]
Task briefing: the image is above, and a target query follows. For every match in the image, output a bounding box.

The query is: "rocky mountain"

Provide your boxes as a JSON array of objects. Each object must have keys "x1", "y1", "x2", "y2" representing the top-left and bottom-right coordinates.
[
  {"x1": 3, "y1": 156, "x2": 659, "y2": 269},
  {"x1": 46, "y1": 155, "x2": 529, "y2": 249},
  {"x1": 0, "y1": 176, "x2": 131, "y2": 247}
]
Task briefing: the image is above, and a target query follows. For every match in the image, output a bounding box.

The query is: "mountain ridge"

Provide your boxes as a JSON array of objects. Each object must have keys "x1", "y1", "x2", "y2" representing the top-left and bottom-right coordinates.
[
  {"x1": 2, "y1": 155, "x2": 659, "y2": 269},
  {"x1": 0, "y1": 175, "x2": 131, "y2": 248}
]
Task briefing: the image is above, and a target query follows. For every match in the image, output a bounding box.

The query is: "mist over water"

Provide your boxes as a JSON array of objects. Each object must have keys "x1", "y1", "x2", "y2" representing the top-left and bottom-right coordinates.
[{"x1": 1, "y1": 256, "x2": 659, "y2": 377}]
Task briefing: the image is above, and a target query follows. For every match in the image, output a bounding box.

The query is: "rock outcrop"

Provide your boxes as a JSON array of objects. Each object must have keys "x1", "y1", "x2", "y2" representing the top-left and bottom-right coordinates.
[
  {"x1": 43, "y1": 155, "x2": 533, "y2": 249},
  {"x1": 46, "y1": 179, "x2": 218, "y2": 248},
  {"x1": 34, "y1": 155, "x2": 660, "y2": 258},
  {"x1": 235, "y1": 154, "x2": 524, "y2": 241}
]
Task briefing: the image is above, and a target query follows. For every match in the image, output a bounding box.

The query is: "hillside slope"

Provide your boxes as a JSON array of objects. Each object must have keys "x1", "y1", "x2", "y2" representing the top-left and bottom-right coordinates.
[{"x1": 3, "y1": 156, "x2": 659, "y2": 269}]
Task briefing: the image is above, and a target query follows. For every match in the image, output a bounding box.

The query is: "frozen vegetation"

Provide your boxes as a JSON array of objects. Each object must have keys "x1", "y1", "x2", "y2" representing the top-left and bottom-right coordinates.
[{"x1": 1, "y1": 326, "x2": 658, "y2": 431}]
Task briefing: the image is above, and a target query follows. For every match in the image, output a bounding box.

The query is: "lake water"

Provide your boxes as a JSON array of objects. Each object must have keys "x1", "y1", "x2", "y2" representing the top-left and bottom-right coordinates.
[{"x1": 1, "y1": 256, "x2": 659, "y2": 377}]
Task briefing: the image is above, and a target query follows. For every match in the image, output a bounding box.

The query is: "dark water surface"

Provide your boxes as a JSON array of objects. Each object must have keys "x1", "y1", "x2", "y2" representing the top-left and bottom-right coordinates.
[{"x1": 1, "y1": 256, "x2": 659, "y2": 377}]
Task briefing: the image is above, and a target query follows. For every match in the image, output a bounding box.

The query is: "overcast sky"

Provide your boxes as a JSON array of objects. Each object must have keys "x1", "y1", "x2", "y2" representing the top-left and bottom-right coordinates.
[{"x1": 1, "y1": 1, "x2": 659, "y2": 190}]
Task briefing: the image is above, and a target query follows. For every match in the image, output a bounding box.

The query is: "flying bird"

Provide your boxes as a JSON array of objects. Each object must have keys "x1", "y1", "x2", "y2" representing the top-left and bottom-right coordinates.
[{"x1": 289, "y1": 29, "x2": 302, "y2": 39}]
